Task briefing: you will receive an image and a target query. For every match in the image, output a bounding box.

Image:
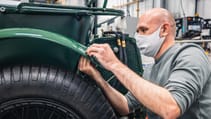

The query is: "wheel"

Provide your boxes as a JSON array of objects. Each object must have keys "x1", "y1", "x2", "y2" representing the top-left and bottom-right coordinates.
[{"x1": 0, "y1": 65, "x2": 117, "y2": 119}]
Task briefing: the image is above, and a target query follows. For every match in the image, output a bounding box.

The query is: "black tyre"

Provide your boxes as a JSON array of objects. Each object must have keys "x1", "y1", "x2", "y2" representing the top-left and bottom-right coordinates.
[{"x1": 0, "y1": 65, "x2": 117, "y2": 119}]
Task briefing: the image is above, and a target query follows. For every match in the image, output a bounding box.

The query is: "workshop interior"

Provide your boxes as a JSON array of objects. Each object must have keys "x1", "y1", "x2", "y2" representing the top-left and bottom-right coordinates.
[{"x1": 0, "y1": 0, "x2": 211, "y2": 119}]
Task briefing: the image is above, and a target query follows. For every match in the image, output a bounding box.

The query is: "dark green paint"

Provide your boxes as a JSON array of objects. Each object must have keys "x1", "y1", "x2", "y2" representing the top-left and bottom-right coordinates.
[
  {"x1": 0, "y1": 3, "x2": 124, "y2": 16},
  {"x1": 0, "y1": 28, "x2": 87, "y2": 56},
  {"x1": 103, "y1": 0, "x2": 108, "y2": 8}
]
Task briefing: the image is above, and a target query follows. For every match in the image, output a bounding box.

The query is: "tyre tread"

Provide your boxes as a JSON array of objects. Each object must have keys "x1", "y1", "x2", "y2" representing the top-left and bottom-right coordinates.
[{"x1": 0, "y1": 65, "x2": 117, "y2": 119}]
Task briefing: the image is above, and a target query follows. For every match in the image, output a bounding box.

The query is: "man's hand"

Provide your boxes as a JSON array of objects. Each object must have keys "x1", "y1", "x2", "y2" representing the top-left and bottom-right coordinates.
[
  {"x1": 86, "y1": 43, "x2": 122, "y2": 71},
  {"x1": 78, "y1": 56, "x2": 130, "y2": 116},
  {"x1": 78, "y1": 56, "x2": 101, "y2": 79}
]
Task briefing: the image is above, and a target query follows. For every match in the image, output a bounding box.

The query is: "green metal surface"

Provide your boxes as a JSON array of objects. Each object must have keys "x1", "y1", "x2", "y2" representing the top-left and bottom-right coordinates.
[
  {"x1": 0, "y1": 3, "x2": 124, "y2": 16},
  {"x1": 0, "y1": 3, "x2": 101, "y2": 71},
  {"x1": 0, "y1": 2, "x2": 145, "y2": 117},
  {"x1": 103, "y1": 0, "x2": 108, "y2": 8},
  {"x1": 0, "y1": 28, "x2": 87, "y2": 57},
  {"x1": 0, "y1": 2, "x2": 141, "y2": 94}
]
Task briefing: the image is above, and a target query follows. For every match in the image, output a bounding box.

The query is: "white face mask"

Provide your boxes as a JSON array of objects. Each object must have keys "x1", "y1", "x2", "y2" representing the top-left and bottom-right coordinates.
[{"x1": 134, "y1": 25, "x2": 165, "y2": 57}]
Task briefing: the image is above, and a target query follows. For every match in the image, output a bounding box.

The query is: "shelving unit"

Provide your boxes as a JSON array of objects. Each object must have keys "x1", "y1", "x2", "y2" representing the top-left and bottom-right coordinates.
[
  {"x1": 175, "y1": 39, "x2": 211, "y2": 43},
  {"x1": 176, "y1": 39, "x2": 211, "y2": 60}
]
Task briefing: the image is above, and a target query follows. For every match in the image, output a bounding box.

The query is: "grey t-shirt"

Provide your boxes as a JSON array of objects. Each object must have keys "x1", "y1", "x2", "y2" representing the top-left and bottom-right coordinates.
[{"x1": 125, "y1": 43, "x2": 211, "y2": 119}]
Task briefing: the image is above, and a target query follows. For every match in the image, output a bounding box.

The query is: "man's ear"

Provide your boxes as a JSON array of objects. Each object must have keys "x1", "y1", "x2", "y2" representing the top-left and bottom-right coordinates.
[{"x1": 161, "y1": 24, "x2": 169, "y2": 37}]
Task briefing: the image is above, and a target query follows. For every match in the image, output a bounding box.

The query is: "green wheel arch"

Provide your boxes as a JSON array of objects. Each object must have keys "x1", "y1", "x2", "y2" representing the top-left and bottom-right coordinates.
[
  {"x1": 0, "y1": 28, "x2": 88, "y2": 71},
  {"x1": 0, "y1": 28, "x2": 87, "y2": 56}
]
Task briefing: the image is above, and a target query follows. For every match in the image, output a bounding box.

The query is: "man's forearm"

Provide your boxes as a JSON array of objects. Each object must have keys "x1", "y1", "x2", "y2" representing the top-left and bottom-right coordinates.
[
  {"x1": 109, "y1": 62, "x2": 180, "y2": 119},
  {"x1": 92, "y1": 72, "x2": 130, "y2": 115}
]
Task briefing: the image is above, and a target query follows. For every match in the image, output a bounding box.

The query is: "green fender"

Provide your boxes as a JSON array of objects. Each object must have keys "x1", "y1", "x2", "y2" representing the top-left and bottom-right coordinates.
[
  {"x1": 0, "y1": 28, "x2": 93, "y2": 71},
  {"x1": 0, "y1": 28, "x2": 87, "y2": 57}
]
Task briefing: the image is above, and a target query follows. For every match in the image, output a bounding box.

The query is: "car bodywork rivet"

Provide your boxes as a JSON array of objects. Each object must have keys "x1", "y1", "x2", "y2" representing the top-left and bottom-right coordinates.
[{"x1": 0, "y1": 7, "x2": 6, "y2": 12}]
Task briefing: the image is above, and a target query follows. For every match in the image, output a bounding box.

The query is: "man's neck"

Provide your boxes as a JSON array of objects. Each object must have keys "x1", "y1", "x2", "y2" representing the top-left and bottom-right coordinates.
[{"x1": 154, "y1": 37, "x2": 175, "y2": 60}]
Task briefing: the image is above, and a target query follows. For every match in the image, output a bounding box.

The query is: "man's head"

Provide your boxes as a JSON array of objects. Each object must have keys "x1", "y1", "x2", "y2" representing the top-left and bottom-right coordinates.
[{"x1": 136, "y1": 8, "x2": 176, "y2": 59}]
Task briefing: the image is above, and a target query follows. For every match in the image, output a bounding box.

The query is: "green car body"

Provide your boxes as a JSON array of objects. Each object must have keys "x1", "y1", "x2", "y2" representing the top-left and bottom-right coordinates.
[{"x1": 0, "y1": 2, "x2": 144, "y2": 119}]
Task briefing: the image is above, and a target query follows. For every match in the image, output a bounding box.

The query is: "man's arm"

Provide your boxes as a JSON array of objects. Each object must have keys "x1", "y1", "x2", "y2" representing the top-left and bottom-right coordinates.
[
  {"x1": 78, "y1": 57, "x2": 130, "y2": 115},
  {"x1": 86, "y1": 44, "x2": 180, "y2": 119},
  {"x1": 110, "y1": 62, "x2": 180, "y2": 119}
]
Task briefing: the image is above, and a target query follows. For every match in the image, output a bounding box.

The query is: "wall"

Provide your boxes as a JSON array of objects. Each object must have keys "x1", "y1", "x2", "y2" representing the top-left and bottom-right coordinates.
[
  {"x1": 167, "y1": 0, "x2": 211, "y2": 19},
  {"x1": 167, "y1": 0, "x2": 195, "y2": 18},
  {"x1": 97, "y1": 0, "x2": 156, "y2": 35},
  {"x1": 99, "y1": 0, "x2": 211, "y2": 19},
  {"x1": 97, "y1": 0, "x2": 211, "y2": 36},
  {"x1": 198, "y1": 0, "x2": 211, "y2": 18}
]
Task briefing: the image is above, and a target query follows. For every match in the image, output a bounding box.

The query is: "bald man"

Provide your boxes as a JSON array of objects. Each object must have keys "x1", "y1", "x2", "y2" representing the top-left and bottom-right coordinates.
[{"x1": 79, "y1": 8, "x2": 211, "y2": 119}]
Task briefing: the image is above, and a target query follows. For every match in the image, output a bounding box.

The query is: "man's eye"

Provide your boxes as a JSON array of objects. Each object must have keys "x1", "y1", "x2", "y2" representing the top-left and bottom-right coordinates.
[
  {"x1": 137, "y1": 28, "x2": 148, "y2": 34},
  {"x1": 141, "y1": 29, "x2": 146, "y2": 33}
]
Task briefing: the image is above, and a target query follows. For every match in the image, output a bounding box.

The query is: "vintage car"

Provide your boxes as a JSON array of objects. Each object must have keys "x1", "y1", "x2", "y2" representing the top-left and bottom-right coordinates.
[{"x1": 0, "y1": 0, "x2": 144, "y2": 118}]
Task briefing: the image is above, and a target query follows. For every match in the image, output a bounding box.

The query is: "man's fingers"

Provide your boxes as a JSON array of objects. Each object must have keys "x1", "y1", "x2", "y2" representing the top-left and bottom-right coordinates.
[
  {"x1": 79, "y1": 57, "x2": 88, "y2": 69},
  {"x1": 86, "y1": 46, "x2": 107, "y2": 57},
  {"x1": 79, "y1": 56, "x2": 92, "y2": 69},
  {"x1": 84, "y1": 57, "x2": 90, "y2": 66},
  {"x1": 79, "y1": 57, "x2": 84, "y2": 69},
  {"x1": 90, "y1": 43, "x2": 109, "y2": 48},
  {"x1": 86, "y1": 46, "x2": 100, "y2": 54},
  {"x1": 89, "y1": 52, "x2": 102, "y2": 61},
  {"x1": 87, "y1": 43, "x2": 110, "y2": 53},
  {"x1": 78, "y1": 57, "x2": 82, "y2": 70},
  {"x1": 81, "y1": 57, "x2": 85, "y2": 68}
]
